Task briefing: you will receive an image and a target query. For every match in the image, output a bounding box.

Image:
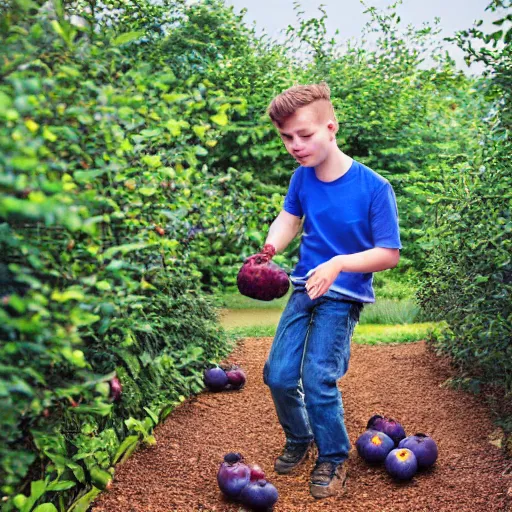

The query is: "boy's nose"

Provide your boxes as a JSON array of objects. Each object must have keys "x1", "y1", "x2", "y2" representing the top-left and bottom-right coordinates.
[{"x1": 291, "y1": 139, "x2": 304, "y2": 151}]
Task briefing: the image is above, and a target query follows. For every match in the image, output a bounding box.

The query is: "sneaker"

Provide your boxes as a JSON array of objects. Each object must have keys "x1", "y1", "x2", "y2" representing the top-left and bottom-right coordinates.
[
  {"x1": 274, "y1": 441, "x2": 313, "y2": 474},
  {"x1": 309, "y1": 461, "x2": 348, "y2": 499}
]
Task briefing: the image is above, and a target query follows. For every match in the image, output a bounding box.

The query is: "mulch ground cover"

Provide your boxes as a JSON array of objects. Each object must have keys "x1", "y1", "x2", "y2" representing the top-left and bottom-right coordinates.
[{"x1": 93, "y1": 338, "x2": 511, "y2": 512}]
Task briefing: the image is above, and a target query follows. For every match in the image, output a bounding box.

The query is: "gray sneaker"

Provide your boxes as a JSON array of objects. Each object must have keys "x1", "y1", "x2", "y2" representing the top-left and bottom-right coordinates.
[
  {"x1": 310, "y1": 461, "x2": 348, "y2": 499},
  {"x1": 274, "y1": 441, "x2": 313, "y2": 474}
]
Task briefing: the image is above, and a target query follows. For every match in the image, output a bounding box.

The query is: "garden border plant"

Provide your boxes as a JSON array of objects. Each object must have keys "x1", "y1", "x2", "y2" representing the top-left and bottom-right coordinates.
[{"x1": 417, "y1": 0, "x2": 512, "y2": 452}]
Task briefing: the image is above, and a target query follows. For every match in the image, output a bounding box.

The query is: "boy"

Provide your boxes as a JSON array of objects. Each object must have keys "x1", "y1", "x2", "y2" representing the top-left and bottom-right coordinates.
[{"x1": 250, "y1": 82, "x2": 401, "y2": 499}]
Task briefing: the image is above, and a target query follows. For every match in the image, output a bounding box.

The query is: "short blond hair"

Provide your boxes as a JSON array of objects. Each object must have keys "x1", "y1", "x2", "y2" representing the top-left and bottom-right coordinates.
[{"x1": 267, "y1": 82, "x2": 337, "y2": 129}]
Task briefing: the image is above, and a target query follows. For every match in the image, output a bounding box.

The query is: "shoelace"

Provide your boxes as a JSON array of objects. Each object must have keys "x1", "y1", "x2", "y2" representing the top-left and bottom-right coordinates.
[
  {"x1": 312, "y1": 462, "x2": 336, "y2": 477},
  {"x1": 284, "y1": 444, "x2": 304, "y2": 455},
  {"x1": 281, "y1": 443, "x2": 309, "y2": 460}
]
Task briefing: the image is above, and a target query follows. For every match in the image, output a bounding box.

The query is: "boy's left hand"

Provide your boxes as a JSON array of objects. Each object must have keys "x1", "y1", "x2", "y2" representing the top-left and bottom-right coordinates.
[{"x1": 305, "y1": 259, "x2": 341, "y2": 300}]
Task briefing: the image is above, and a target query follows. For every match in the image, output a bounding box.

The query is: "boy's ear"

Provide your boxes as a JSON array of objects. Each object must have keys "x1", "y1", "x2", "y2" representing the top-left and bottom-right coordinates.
[{"x1": 327, "y1": 120, "x2": 338, "y2": 136}]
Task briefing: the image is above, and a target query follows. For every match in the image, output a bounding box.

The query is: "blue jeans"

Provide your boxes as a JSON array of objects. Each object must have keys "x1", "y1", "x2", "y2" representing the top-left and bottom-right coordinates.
[{"x1": 263, "y1": 287, "x2": 363, "y2": 465}]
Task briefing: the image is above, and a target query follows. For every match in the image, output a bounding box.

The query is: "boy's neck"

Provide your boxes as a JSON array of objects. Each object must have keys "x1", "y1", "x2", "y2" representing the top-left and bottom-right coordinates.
[{"x1": 314, "y1": 148, "x2": 353, "y2": 182}]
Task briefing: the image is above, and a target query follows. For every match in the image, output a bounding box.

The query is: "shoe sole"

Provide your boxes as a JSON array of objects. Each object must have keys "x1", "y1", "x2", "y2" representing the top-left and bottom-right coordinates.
[{"x1": 274, "y1": 444, "x2": 314, "y2": 475}]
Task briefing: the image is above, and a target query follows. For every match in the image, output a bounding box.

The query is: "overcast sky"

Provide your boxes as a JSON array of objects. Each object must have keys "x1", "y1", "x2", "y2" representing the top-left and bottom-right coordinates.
[{"x1": 224, "y1": 0, "x2": 503, "y2": 74}]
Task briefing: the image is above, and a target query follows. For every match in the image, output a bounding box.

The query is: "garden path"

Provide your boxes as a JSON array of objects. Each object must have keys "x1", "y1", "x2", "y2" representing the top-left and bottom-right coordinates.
[{"x1": 93, "y1": 339, "x2": 511, "y2": 512}]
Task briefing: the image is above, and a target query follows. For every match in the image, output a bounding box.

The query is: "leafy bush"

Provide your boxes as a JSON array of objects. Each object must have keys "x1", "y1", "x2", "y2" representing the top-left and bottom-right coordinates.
[
  {"x1": 149, "y1": 0, "x2": 489, "y2": 284},
  {"x1": 0, "y1": 1, "x2": 235, "y2": 508},
  {"x1": 417, "y1": 1, "x2": 511, "y2": 411}
]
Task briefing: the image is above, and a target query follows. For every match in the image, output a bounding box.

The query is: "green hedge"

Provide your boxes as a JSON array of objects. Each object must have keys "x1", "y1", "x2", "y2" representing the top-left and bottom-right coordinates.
[
  {"x1": 417, "y1": 1, "x2": 511, "y2": 425},
  {"x1": 0, "y1": 1, "x2": 241, "y2": 509}
]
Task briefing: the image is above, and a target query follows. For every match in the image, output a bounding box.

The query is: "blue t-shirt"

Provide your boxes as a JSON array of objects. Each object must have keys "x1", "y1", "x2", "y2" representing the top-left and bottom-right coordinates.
[{"x1": 283, "y1": 159, "x2": 402, "y2": 303}]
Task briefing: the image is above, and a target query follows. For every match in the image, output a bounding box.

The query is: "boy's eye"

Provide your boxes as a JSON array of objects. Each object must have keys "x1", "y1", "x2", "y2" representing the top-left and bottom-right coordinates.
[{"x1": 280, "y1": 133, "x2": 312, "y2": 140}]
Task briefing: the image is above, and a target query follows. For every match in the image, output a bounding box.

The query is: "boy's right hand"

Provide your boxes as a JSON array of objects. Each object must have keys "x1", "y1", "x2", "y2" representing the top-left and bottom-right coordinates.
[{"x1": 244, "y1": 244, "x2": 276, "y2": 264}]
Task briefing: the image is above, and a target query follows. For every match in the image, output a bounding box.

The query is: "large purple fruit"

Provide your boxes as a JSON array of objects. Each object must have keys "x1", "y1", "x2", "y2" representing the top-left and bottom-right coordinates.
[
  {"x1": 356, "y1": 429, "x2": 395, "y2": 463},
  {"x1": 239, "y1": 479, "x2": 279, "y2": 511},
  {"x1": 385, "y1": 448, "x2": 418, "y2": 480},
  {"x1": 217, "y1": 453, "x2": 251, "y2": 500},
  {"x1": 237, "y1": 258, "x2": 289, "y2": 301},
  {"x1": 204, "y1": 367, "x2": 228, "y2": 392},
  {"x1": 398, "y1": 433, "x2": 438, "y2": 468},
  {"x1": 225, "y1": 367, "x2": 247, "y2": 390},
  {"x1": 367, "y1": 414, "x2": 406, "y2": 446},
  {"x1": 366, "y1": 414, "x2": 385, "y2": 431}
]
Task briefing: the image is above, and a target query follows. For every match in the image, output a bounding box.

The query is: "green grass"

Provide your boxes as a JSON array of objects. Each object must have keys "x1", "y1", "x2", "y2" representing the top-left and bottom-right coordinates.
[
  {"x1": 226, "y1": 325, "x2": 278, "y2": 339},
  {"x1": 352, "y1": 323, "x2": 440, "y2": 344},
  {"x1": 211, "y1": 288, "x2": 292, "y2": 310},
  {"x1": 359, "y1": 299, "x2": 422, "y2": 325},
  {"x1": 216, "y1": 279, "x2": 438, "y2": 346},
  {"x1": 225, "y1": 322, "x2": 442, "y2": 345},
  {"x1": 215, "y1": 293, "x2": 422, "y2": 327}
]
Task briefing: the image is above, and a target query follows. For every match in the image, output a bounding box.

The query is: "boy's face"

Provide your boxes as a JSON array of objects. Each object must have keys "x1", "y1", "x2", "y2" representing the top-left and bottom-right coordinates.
[{"x1": 275, "y1": 102, "x2": 337, "y2": 167}]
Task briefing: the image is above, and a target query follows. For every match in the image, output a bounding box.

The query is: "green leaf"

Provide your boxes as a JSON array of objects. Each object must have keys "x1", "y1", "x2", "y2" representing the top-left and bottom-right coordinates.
[
  {"x1": 71, "y1": 403, "x2": 112, "y2": 416},
  {"x1": 33, "y1": 505, "x2": 58, "y2": 512},
  {"x1": 67, "y1": 486, "x2": 102, "y2": 512},
  {"x1": 13, "y1": 494, "x2": 27, "y2": 509},
  {"x1": 66, "y1": 462, "x2": 85, "y2": 484},
  {"x1": 141, "y1": 155, "x2": 162, "y2": 168},
  {"x1": 193, "y1": 125, "x2": 209, "y2": 138},
  {"x1": 89, "y1": 466, "x2": 112, "y2": 490},
  {"x1": 51, "y1": 289, "x2": 84, "y2": 302},
  {"x1": 505, "y1": 27, "x2": 512, "y2": 45},
  {"x1": 95, "y1": 280, "x2": 111, "y2": 291},
  {"x1": 246, "y1": 230, "x2": 264, "y2": 245},
  {"x1": 61, "y1": 347, "x2": 87, "y2": 366},
  {"x1": 162, "y1": 93, "x2": 188, "y2": 103},
  {"x1": 10, "y1": 156, "x2": 39, "y2": 171},
  {"x1": 51, "y1": 20, "x2": 65, "y2": 39},
  {"x1": 112, "y1": 31, "x2": 145, "y2": 46},
  {"x1": 46, "y1": 480, "x2": 76, "y2": 492},
  {"x1": 53, "y1": 0, "x2": 64, "y2": 18},
  {"x1": 194, "y1": 146, "x2": 208, "y2": 157},
  {"x1": 143, "y1": 435, "x2": 156, "y2": 446},
  {"x1": 488, "y1": 29, "x2": 503, "y2": 43},
  {"x1": 143, "y1": 407, "x2": 159, "y2": 425},
  {"x1": 210, "y1": 112, "x2": 229, "y2": 126},
  {"x1": 112, "y1": 435, "x2": 139, "y2": 465},
  {"x1": 139, "y1": 128, "x2": 162, "y2": 138},
  {"x1": 103, "y1": 242, "x2": 157, "y2": 259},
  {"x1": 138, "y1": 187, "x2": 157, "y2": 196},
  {"x1": 69, "y1": 309, "x2": 100, "y2": 327},
  {"x1": 19, "y1": 479, "x2": 47, "y2": 512},
  {"x1": 14, "y1": 0, "x2": 38, "y2": 12},
  {"x1": 0, "y1": 91, "x2": 13, "y2": 115},
  {"x1": 58, "y1": 65, "x2": 81, "y2": 78},
  {"x1": 164, "y1": 118, "x2": 189, "y2": 136},
  {"x1": 74, "y1": 169, "x2": 108, "y2": 183}
]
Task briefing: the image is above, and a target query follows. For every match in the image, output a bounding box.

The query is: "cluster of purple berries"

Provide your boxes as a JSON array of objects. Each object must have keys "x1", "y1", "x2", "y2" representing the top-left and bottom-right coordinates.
[
  {"x1": 217, "y1": 453, "x2": 278, "y2": 511},
  {"x1": 356, "y1": 414, "x2": 438, "y2": 481},
  {"x1": 203, "y1": 364, "x2": 247, "y2": 392}
]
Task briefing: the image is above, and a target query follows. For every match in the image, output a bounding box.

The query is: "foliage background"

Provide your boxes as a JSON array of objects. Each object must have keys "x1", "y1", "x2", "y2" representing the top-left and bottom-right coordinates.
[
  {"x1": 417, "y1": 0, "x2": 511, "y2": 428},
  {"x1": 0, "y1": 0, "x2": 510, "y2": 509}
]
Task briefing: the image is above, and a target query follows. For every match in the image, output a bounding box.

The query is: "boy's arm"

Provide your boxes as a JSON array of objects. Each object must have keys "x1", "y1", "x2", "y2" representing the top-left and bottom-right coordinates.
[
  {"x1": 305, "y1": 248, "x2": 400, "y2": 300},
  {"x1": 264, "y1": 210, "x2": 302, "y2": 254},
  {"x1": 331, "y1": 248, "x2": 400, "y2": 273}
]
